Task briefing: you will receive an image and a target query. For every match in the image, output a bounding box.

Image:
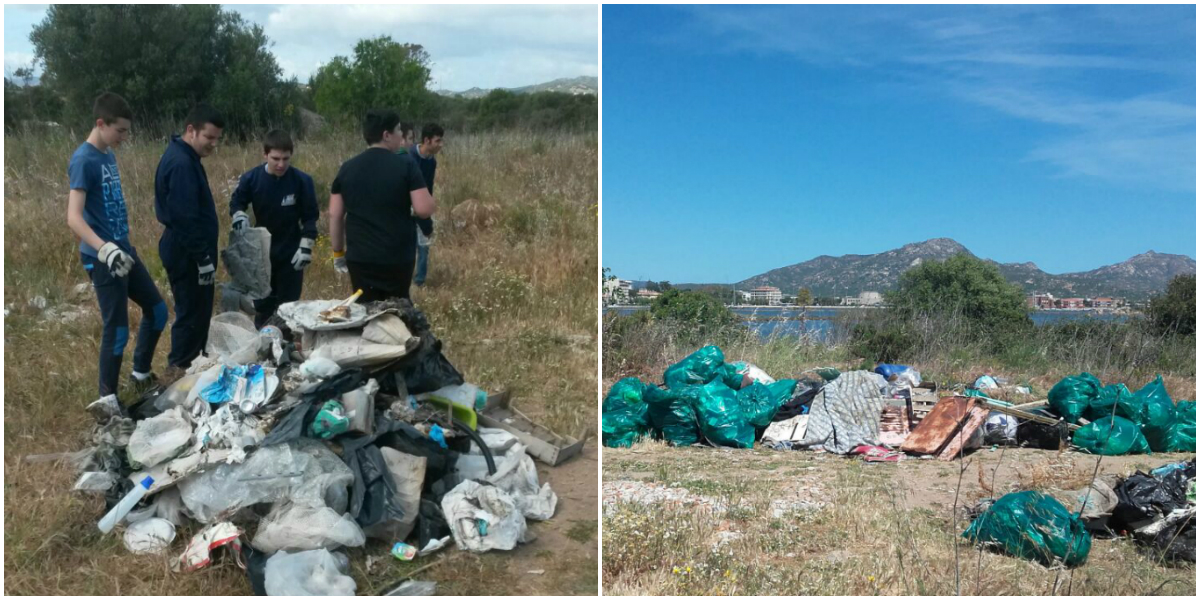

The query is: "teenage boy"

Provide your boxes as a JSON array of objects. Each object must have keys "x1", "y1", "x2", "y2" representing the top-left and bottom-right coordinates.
[
  {"x1": 67, "y1": 92, "x2": 169, "y2": 417},
  {"x1": 409, "y1": 123, "x2": 443, "y2": 287},
  {"x1": 329, "y1": 109, "x2": 435, "y2": 301},
  {"x1": 155, "y1": 104, "x2": 224, "y2": 377},
  {"x1": 230, "y1": 129, "x2": 319, "y2": 328}
]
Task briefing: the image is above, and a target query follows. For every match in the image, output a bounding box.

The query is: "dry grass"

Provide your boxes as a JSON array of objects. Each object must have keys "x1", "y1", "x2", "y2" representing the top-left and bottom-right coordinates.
[
  {"x1": 3, "y1": 127, "x2": 597, "y2": 594},
  {"x1": 603, "y1": 445, "x2": 1196, "y2": 596}
]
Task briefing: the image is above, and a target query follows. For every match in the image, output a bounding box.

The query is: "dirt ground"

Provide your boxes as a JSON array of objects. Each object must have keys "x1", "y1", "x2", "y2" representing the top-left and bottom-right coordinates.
[{"x1": 603, "y1": 442, "x2": 1196, "y2": 596}]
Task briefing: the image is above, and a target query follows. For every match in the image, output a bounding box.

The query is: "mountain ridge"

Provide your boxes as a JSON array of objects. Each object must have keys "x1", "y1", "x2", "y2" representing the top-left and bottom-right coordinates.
[{"x1": 436, "y1": 76, "x2": 597, "y2": 99}]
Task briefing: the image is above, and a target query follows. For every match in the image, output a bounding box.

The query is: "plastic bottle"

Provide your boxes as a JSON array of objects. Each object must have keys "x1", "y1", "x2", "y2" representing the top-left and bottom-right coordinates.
[
  {"x1": 98, "y1": 475, "x2": 154, "y2": 534},
  {"x1": 417, "y1": 383, "x2": 488, "y2": 412}
]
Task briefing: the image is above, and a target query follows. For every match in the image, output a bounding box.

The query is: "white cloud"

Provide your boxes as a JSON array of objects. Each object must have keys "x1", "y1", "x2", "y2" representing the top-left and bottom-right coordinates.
[{"x1": 4, "y1": 51, "x2": 37, "y2": 78}]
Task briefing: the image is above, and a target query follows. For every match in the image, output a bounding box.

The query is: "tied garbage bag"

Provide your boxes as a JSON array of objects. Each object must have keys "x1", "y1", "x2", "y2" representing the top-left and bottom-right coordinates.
[
  {"x1": 963, "y1": 491, "x2": 1091, "y2": 567},
  {"x1": 645, "y1": 385, "x2": 701, "y2": 446},
  {"x1": 738, "y1": 380, "x2": 798, "y2": 429},
  {"x1": 719, "y1": 362, "x2": 747, "y2": 390},
  {"x1": 1073, "y1": 416, "x2": 1152, "y2": 456},
  {"x1": 1132, "y1": 376, "x2": 1177, "y2": 450},
  {"x1": 1111, "y1": 467, "x2": 1193, "y2": 531},
  {"x1": 1164, "y1": 400, "x2": 1196, "y2": 452},
  {"x1": 694, "y1": 379, "x2": 753, "y2": 448},
  {"x1": 663, "y1": 345, "x2": 725, "y2": 389},
  {"x1": 1083, "y1": 383, "x2": 1141, "y2": 424},
  {"x1": 1048, "y1": 372, "x2": 1102, "y2": 424},
  {"x1": 602, "y1": 378, "x2": 651, "y2": 448}
]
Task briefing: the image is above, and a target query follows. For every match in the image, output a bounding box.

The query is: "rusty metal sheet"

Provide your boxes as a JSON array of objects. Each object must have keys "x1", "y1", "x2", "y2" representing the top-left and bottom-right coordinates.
[
  {"x1": 937, "y1": 406, "x2": 990, "y2": 460},
  {"x1": 900, "y1": 396, "x2": 975, "y2": 455}
]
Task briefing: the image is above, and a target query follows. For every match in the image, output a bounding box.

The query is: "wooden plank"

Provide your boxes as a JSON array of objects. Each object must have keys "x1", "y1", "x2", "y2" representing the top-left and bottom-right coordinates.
[
  {"x1": 901, "y1": 396, "x2": 975, "y2": 455},
  {"x1": 937, "y1": 406, "x2": 990, "y2": 460}
]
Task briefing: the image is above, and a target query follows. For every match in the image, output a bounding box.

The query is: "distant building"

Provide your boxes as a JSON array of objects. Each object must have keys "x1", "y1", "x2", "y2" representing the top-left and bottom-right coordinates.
[
  {"x1": 636, "y1": 289, "x2": 661, "y2": 300},
  {"x1": 1029, "y1": 294, "x2": 1056, "y2": 309},
  {"x1": 844, "y1": 291, "x2": 884, "y2": 306},
  {"x1": 603, "y1": 279, "x2": 633, "y2": 304},
  {"x1": 1057, "y1": 297, "x2": 1085, "y2": 309},
  {"x1": 1093, "y1": 297, "x2": 1114, "y2": 308},
  {"x1": 741, "y1": 286, "x2": 783, "y2": 305}
]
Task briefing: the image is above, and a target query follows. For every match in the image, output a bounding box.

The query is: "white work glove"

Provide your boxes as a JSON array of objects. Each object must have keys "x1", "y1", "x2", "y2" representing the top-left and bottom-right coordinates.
[
  {"x1": 333, "y1": 254, "x2": 348, "y2": 275},
  {"x1": 416, "y1": 227, "x2": 432, "y2": 247},
  {"x1": 231, "y1": 211, "x2": 250, "y2": 231},
  {"x1": 97, "y1": 242, "x2": 134, "y2": 278},
  {"x1": 198, "y1": 261, "x2": 216, "y2": 286},
  {"x1": 292, "y1": 237, "x2": 314, "y2": 271}
]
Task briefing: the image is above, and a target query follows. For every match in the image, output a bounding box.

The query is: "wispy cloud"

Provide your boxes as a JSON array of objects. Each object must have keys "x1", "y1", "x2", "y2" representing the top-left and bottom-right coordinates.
[{"x1": 668, "y1": 4, "x2": 1196, "y2": 192}]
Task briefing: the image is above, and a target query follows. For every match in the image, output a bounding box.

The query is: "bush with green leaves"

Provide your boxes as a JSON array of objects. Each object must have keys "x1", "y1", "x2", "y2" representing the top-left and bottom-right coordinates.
[{"x1": 1147, "y1": 274, "x2": 1195, "y2": 337}]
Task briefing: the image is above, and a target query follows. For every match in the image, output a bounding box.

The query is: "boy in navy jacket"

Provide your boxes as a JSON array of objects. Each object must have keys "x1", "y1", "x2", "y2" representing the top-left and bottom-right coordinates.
[
  {"x1": 154, "y1": 104, "x2": 223, "y2": 376},
  {"x1": 230, "y1": 130, "x2": 319, "y2": 328},
  {"x1": 409, "y1": 123, "x2": 443, "y2": 286}
]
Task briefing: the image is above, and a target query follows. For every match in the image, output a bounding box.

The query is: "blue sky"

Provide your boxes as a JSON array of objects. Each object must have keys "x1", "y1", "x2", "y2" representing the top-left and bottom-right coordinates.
[
  {"x1": 4, "y1": 4, "x2": 596, "y2": 90},
  {"x1": 603, "y1": 4, "x2": 1196, "y2": 283}
]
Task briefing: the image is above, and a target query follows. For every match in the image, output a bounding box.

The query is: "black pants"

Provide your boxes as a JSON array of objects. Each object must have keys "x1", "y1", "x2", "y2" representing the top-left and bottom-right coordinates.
[
  {"x1": 254, "y1": 260, "x2": 305, "y2": 329},
  {"x1": 164, "y1": 250, "x2": 216, "y2": 369},
  {"x1": 83, "y1": 251, "x2": 168, "y2": 397},
  {"x1": 348, "y1": 259, "x2": 415, "y2": 302}
]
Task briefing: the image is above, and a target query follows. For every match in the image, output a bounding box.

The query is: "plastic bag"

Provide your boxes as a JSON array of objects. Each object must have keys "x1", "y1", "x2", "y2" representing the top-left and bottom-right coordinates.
[
  {"x1": 205, "y1": 312, "x2": 261, "y2": 365},
  {"x1": 1164, "y1": 400, "x2": 1196, "y2": 452},
  {"x1": 718, "y1": 362, "x2": 748, "y2": 389},
  {"x1": 441, "y1": 480, "x2": 527, "y2": 553},
  {"x1": 602, "y1": 378, "x2": 651, "y2": 448},
  {"x1": 737, "y1": 379, "x2": 796, "y2": 429},
  {"x1": 663, "y1": 345, "x2": 725, "y2": 389},
  {"x1": 694, "y1": 379, "x2": 753, "y2": 448},
  {"x1": 251, "y1": 502, "x2": 366, "y2": 554},
  {"x1": 178, "y1": 439, "x2": 354, "y2": 523},
  {"x1": 1048, "y1": 372, "x2": 1101, "y2": 424},
  {"x1": 1132, "y1": 376, "x2": 1177, "y2": 450},
  {"x1": 222, "y1": 226, "x2": 272, "y2": 300},
  {"x1": 644, "y1": 385, "x2": 701, "y2": 446},
  {"x1": 1072, "y1": 416, "x2": 1152, "y2": 456},
  {"x1": 1083, "y1": 383, "x2": 1141, "y2": 423},
  {"x1": 984, "y1": 411, "x2": 1018, "y2": 445},
  {"x1": 264, "y1": 549, "x2": 356, "y2": 596},
  {"x1": 775, "y1": 378, "x2": 823, "y2": 420},
  {"x1": 963, "y1": 491, "x2": 1091, "y2": 567},
  {"x1": 1110, "y1": 465, "x2": 1193, "y2": 531},
  {"x1": 362, "y1": 447, "x2": 426, "y2": 540},
  {"x1": 874, "y1": 364, "x2": 920, "y2": 388},
  {"x1": 127, "y1": 407, "x2": 193, "y2": 469}
]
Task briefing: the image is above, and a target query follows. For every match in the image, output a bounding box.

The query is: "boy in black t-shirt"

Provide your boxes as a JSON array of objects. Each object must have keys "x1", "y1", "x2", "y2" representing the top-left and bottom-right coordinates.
[{"x1": 329, "y1": 109, "x2": 436, "y2": 301}]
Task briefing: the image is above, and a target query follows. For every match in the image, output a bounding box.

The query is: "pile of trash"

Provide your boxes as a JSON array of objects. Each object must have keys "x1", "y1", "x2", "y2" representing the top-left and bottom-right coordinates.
[
  {"x1": 964, "y1": 459, "x2": 1196, "y2": 566},
  {"x1": 67, "y1": 296, "x2": 563, "y2": 595},
  {"x1": 1040, "y1": 372, "x2": 1196, "y2": 455}
]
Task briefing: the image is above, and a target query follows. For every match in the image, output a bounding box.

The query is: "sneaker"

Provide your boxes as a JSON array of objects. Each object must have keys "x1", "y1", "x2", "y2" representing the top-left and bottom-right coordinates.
[
  {"x1": 159, "y1": 365, "x2": 187, "y2": 388},
  {"x1": 129, "y1": 372, "x2": 160, "y2": 395},
  {"x1": 86, "y1": 394, "x2": 122, "y2": 423}
]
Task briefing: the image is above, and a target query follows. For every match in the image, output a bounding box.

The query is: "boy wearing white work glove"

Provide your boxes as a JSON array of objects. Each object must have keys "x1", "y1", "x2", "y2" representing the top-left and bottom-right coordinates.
[
  {"x1": 229, "y1": 129, "x2": 320, "y2": 328},
  {"x1": 67, "y1": 93, "x2": 170, "y2": 416}
]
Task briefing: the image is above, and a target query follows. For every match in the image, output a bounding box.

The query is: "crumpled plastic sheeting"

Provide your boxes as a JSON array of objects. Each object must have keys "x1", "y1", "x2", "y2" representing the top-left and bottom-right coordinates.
[
  {"x1": 127, "y1": 407, "x2": 193, "y2": 469},
  {"x1": 178, "y1": 439, "x2": 353, "y2": 523},
  {"x1": 441, "y1": 480, "x2": 529, "y2": 553},
  {"x1": 222, "y1": 226, "x2": 272, "y2": 300},
  {"x1": 206, "y1": 312, "x2": 261, "y2": 365},
  {"x1": 458, "y1": 438, "x2": 557, "y2": 520},
  {"x1": 800, "y1": 370, "x2": 887, "y2": 454},
  {"x1": 277, "y1": 300, "x2": 371, "y2": 332},
  {"x1": 251, "y1": 501, "x2": 366, "y2": 554},
  {"x1": 191, "y1": 403, "x2": 265, "y2": 463},
  {"x1": 264, "y1": 549, "x2": 357, "y2": 596},
  {"x1": 310, "y1": 315, "x2": 419, "y2": 368}
]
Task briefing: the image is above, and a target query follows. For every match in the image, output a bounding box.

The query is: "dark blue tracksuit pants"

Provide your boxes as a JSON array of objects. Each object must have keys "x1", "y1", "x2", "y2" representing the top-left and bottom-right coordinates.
[
  {"x1": 83, "y1": 251, "x2": 168, "y2": 397},
  {"x1": 253, "y1": 259, "x2": 305, "y2": 329},
  {"x1": 164, "y1": 251, "x2": 216, "y2": 369}
]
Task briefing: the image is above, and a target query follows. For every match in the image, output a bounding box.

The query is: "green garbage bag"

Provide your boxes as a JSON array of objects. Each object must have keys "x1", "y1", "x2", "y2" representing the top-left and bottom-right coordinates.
[
  {"x1": 737, "y1": 383, "x2": 777, "y2": 429},
  {"x1": 663, "y1": 345, "x2": 725, "y2": 389},
  {"x1": 602, "y1": 378, "x2": 651, "y2": 448},
  {"x1": 1072, "y1": 416, "x2": 1152, "y2": 455},
  {"x1": 1048, "y1": 372, "x2": 1102, "y2": 424},
  {"x1": 1164, "y1": 400, "x2": 1196, "y2": 452},
  {"x1": 813, "y1": 367, "x2": 840, "y2": 382},
  {"x1": 963, "y1": 491, "x2": 1091, "y2": 567},
  {"x1": 766, "y1": 379, "x2": 798, "y2": 406},
  {"x1": 1132, "y1": 376, "x2": 1176, "y2": 450},
  {"x1": 719, "y1": 362, "x2": 747, "y2": 389},
  {"x1": 1084, "y1": 383, "x2": 1141, "y2": 423},
  {"x1": 645, "y1": 385, "x2": 701, "y2": 447},
  {"x1": 694, "y1": 379, "x2": 754, "y2": 448},
  {"x1": 310, "y1": 400, "x2": 350, "y2": 439}
]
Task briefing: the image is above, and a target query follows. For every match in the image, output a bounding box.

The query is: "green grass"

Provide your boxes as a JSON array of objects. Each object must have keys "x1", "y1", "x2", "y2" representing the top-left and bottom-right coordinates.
[{"x1": 3, "y1": 127, "x2": 597, "y2": 595}]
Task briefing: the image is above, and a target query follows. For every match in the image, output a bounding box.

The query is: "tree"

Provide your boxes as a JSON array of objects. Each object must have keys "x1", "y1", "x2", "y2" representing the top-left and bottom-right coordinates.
[
  {"x1": 650, "y1": 289, "x2": 741, "y2": 336},
  {"x1": 29, "y1": 5, "x2": 295, "y2": 136},
  {"x1": 311, "y1": 36, "x2": 434, "y2": 124},
  {"x1": 888, "y1": 253, "x2": 1032, "y2": 332},
  {"x1": 796, "y1": 287, "x2": 813, "y2": 307},
  {"x1": 1148, "y1": 274, "x2": 1196, "y2": 336}
]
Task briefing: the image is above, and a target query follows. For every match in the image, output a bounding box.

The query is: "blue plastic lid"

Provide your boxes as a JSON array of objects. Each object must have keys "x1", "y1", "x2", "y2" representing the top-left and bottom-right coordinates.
[{"x1": 140, "y1": 475, "x2": 155, "y2": 488}]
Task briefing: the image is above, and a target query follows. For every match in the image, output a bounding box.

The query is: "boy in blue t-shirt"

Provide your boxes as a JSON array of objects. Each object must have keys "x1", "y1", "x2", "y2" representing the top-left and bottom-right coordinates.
[
  {"x1": 66, "y1": 93, "x2": 169, "y2": 418},
  {"x1": 230, "y1": 129, "x2": 320, "y2": 328}
]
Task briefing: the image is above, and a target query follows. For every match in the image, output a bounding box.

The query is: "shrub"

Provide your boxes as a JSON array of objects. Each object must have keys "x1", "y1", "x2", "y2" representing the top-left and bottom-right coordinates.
[{"x1": 1147, "y1": 274, "x2": 1195, "y2": 336}]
